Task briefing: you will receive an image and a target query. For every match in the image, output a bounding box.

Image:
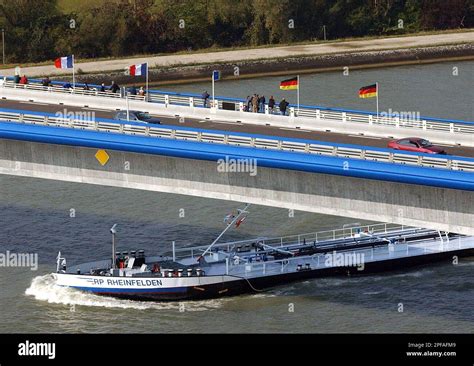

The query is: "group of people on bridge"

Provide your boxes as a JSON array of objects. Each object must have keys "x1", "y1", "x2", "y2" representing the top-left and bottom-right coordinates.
[
  {"x1": 201, "y1": 90, "x2": 290, "y2": 115},
  {"x1": 244, "y1": 94, "x2": 289, "y2": 115},
  {"x1": 13, "y1": 74, "x2": 29, "y2": 85},
  {"x1": 23, "y1": 75, "x2": 148, "y2": 97},
  {"x1": 12, "y1": 74, "x2": 291, "y2": 115}
]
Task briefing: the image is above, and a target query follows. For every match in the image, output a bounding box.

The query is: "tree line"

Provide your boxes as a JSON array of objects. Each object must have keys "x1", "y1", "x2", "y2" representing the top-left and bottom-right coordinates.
[{"x1": 0, "y1": 0, "x2": 472, "y2": 64}]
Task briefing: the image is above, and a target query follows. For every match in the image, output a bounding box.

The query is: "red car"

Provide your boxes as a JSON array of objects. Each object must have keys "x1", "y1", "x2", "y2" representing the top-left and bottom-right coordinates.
[{"x1": 387, "y1": 138, "x2": 446, "y2": 154}]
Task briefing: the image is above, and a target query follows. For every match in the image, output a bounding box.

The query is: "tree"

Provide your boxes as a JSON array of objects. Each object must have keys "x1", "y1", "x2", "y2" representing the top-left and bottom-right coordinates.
[
  {"x1": 420, "y1": 0, "x2": 472, "y2": 29},
  {"x1": 0, "y1": 0, "x2": 471, "y2": 64},
  {"x1": 0, "y1": 0, "x2": 64, "y2": 62}
]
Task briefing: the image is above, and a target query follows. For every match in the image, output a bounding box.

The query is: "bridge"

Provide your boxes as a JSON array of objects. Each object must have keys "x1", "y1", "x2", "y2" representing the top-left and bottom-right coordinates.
[
  {"x1": 0, "y1": 78, "x2": 473, "y2": 235},
  {"x1": 1, "y1": 76, "x2": 474, "y2": 148}
]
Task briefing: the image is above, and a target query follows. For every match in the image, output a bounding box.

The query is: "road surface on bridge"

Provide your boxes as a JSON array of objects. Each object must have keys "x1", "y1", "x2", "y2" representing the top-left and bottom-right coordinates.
[{"x1": 1, "y1": 99, "x2": 473, "y2": 157}]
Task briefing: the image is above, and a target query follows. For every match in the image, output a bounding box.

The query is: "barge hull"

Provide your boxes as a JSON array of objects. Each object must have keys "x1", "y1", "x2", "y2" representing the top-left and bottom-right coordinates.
[{"x1": 60, "y1": 247, "x2": 474, "y2": 302}]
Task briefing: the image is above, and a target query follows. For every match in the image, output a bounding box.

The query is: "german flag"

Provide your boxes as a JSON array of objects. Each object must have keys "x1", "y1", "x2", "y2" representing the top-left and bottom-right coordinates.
[
  {"x1": 280, "y1": 77, "x2": 298, "y2": 90},
  {"x1": 359, "y1": 84, "x2": 377, "y2": 98}
]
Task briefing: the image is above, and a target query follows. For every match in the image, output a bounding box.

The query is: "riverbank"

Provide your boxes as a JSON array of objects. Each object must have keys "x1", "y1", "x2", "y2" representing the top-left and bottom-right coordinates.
[
  {"x1": 85, "y1": 44, "x2": 474, "y2": 87},
  {"x1": 139, "y1": 44, "x2": 474, "y2": 86},
  {"x1": 2, "y1": 31, "x2": 473, "y2": 85}
]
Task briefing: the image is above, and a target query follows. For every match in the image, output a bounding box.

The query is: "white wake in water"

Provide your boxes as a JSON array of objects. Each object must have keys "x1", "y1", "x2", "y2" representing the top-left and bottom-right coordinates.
[{"x1": 25, "y1": 274, "x2": 223, "y2": 311}]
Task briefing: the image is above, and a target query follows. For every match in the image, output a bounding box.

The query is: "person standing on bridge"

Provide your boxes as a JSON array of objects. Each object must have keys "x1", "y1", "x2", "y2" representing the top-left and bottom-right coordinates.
[
  {"x1": 14, "y1": 74, "x2": 20, "y2": 84},
  {"x1": 259, "y1": 95, "x2": 266, "y2": 113},
  {"x1": 19, "y1": 75, "x2": 28, "y2": 85},
  {"x1": 202, "y1": 90, "x2": 210, "y2": 107},
  {"x1": 99, "y1": 83, "x2": 106, "y2": 93},
  {"x1": 110, "y1": 81, "x2": 120, "y2": 93},
  {"x1": 245, "y1": 95, "x2": 251, "y2": 112},
  {"x1": 251, "y1": 94, "x2": 258, "y2": 113},
  {"x1": 268, "y1": 96, "x2": 275, "y2": 114},
  {"x1": 279, "y1": 98, "x2": 289, "y2": 116},
  {"x1": 42, "y1": 77, "x2": 51, "y2": 87}
]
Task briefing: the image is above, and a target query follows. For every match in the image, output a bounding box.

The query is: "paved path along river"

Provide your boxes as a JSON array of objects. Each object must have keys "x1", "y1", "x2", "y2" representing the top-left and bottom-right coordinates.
[{"x1": 1, "y1": 31, "x2": 473, "y2": 77}]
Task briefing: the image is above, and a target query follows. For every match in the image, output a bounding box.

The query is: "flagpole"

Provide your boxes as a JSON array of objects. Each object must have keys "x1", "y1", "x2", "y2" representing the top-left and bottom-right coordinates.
[
  {"x1": 126, "y1": 92, "x2": 130, "y2": 122},
  {"x1": 145, "y1": 62, "x2": 149, "y2": 102},
  {"x1": 72, "y1": 54, "x2": 75, "y2": 90},
  {"x1": 376, "y1": 81, "x2": 379, "y2": 120},
  {"x1": 297, "y1": 75, "x2": 300, "y2": 116},
  {"x1": 212, "y1": 72, "x2": 215, "y2": 108},
  {"x1": 200, "y1": 203, "x2": 251, "y2": 259}
]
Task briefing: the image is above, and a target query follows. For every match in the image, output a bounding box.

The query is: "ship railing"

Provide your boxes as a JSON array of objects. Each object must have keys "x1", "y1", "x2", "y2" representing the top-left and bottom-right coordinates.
[
  {"x1": 225, "y1": 234, "x2": 472, "y2": 277},
  {"x1": 1, "y1": 104, "x2": 474, "y2": 173},
  {"x1": 2, "y1": 77, "x2": 474, "y2": 136},
  {"x1": 171, "y1": 222, "x2": 413, "y2": 261}
]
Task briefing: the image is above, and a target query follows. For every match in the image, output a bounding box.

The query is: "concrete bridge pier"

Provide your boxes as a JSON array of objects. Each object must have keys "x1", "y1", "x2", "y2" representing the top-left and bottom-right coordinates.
[{"x1": 0, "y1": 138, "x2": 473, "y2": 235}]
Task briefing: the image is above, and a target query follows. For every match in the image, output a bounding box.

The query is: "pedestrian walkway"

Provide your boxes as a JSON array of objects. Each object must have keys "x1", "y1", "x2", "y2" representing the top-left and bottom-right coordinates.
[{"x1": 1, "y1": 31, "x2": 473, "y2": 77}]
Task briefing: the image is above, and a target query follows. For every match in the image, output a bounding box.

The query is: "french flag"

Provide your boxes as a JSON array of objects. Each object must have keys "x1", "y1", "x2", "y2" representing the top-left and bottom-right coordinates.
[
  {"x1": 54, "y1": 55, "x2": 74, "y2": 69},
  {"x1": 129, "y1": 63, "x2": 147, "y2": 76}
]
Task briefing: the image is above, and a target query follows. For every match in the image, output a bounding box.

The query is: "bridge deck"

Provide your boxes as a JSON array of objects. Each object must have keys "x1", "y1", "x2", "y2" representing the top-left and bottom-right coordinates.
[{"x1": 1, "y1": 99, "x2": 473, "y2": 158}]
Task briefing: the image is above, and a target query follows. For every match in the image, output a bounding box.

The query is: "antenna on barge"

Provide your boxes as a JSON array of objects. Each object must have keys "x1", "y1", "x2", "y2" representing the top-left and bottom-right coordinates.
[
  {"x1": 110, "y1": 224, "x2": 118, "y2": 269},
  {"x1": 199, "y1": 203, "x2": 251, "y2": 261}
]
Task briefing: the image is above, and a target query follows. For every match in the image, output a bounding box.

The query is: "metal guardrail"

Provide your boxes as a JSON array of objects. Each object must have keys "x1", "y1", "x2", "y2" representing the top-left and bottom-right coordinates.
[
  {"x1": 170, "y1": 223, "x2": 472, "y2": 277},
  {"x1": 2, "y1": 78, "x2": 474, "y2": 136},
  {"x1": 225, "y1": 234, "x2": 471, "y2": 278},
  {"x1": 172, "y1": 222, "x2": 408, "y2": 259},
  {"x1": 1, "y1": 109, "x2": 473, "y2": 173}
]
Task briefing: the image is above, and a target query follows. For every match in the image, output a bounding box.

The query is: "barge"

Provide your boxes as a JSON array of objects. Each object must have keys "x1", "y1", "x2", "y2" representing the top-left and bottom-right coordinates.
[{"x1": 52, "y1": 205, "x2": 474, "y2": 301}]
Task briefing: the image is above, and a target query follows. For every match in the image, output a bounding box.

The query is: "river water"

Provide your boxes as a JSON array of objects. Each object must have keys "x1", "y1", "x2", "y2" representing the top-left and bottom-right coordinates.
[
  {"x1": 0, "y1": 61, "x2": 473, "y2": 333},
  {"x1": 162, "y1": 60, "x2": 474, "y2": 121}
]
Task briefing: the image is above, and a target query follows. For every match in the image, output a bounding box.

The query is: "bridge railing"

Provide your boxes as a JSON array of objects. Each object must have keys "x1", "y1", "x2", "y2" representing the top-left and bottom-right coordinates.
[
  {"x1": 171, "y1": 222, "x2": 409, "y2": 260},
  {"x1": 197, "y1": 223, "x2": 406, "y2": 248},
  {"x1": 225, "y1": 233, "x2": 472, "y2": 278},
  {"x1": 2, "y1": 77, "x2": 473, "y2": 137},
  {"x1": 1, "y1": 108, "x2": 473, "y2": 173}
]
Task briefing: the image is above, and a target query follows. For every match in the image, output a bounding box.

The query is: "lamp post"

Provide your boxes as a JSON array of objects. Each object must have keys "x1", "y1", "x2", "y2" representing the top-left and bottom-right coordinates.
[{"x1": 2, "y1": 29, "x2": 5, "y2": 64}]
